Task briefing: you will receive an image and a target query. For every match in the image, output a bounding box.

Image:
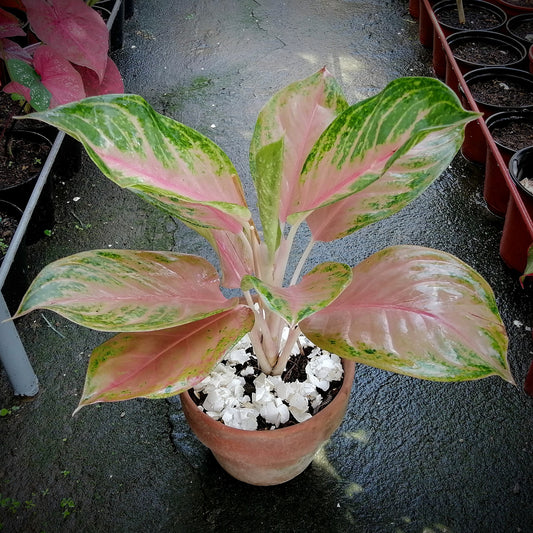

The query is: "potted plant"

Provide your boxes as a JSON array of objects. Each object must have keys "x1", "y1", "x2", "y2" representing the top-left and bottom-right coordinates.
[{"x1": 12, "y1": 70, "x2": 513, "y2": 485}]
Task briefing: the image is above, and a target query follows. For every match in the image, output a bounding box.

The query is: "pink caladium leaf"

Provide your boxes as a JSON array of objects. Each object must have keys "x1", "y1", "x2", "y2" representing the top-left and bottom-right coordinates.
[
  {"x1": 0, "y1": 7, "x2": 25, "y2": 38},
  {"x1": 28, "y1": 94, "x2": 252, "y2": 234},
  {"x1": 74, "y1": 57, "x2": 124, "y2": 97},
  {"x1": 23, "y1": 0, "x2": 108, "y2": 82},
  {"x1": 301, "y1": 245, "x2": 512, "y2": 383},
  {"x1": 287, "y1": 77, "x2": 479, "y2": 234},
  {"x1": 242, "y1": 262, "x2": 352, "y2": 326},
  {"x1": 249, "y1": 67, "x2": 348, "y2": 255},
  {"x1": 32, "y1": 45, "x2": 85, "y2": 107},
  {"x1": 15, "y1": 250, "x2": 240, "y2": 332},
  {"x1": 74, "y1": 305, "x2": 255, "y2": 411}
]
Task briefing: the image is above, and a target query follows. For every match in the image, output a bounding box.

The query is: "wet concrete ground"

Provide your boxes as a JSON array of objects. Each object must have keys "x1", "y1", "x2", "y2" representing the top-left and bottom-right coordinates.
[{"x1": 1, "y1": 1, "x2": 532, "y2": 531}]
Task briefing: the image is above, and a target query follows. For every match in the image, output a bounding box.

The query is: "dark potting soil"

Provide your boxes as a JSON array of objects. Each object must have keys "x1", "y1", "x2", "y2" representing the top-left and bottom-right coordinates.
[
  {"x1": 492, "y1": 120, "x2": 533, "y2": 151},
  {"x1": 0, "y1": 134, "x2": 50, "y2": 190},
  {"x1": 436, "y1": 5, "x2": 503, "y2": 30},
  {"x1": 452, "y1": 40, "x2": 522, "y2": 65},
  {"x1": 0, "y1": 209, "x2": 18, "y2": 260},
  {"x1": 511, "y1": 19, "x2": 533, "y2": 44},
  {"x1": 190, "y1": 345, "x2": 344, "y2": 431},
  {"x1": 469, "y1": 77, "x2": 533, "y2": 107}
]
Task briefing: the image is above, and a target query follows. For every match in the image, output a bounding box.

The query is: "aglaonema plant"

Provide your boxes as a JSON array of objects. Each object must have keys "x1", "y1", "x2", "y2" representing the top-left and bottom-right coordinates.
[{"x1": 13, "y1": 69, "x2": 514, "y2": 413}]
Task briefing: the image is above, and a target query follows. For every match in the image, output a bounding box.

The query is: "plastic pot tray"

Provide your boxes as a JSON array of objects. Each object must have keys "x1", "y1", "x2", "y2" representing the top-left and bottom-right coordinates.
[{"x1": 416, "y1": 0, "x2": 533, "y2": 274}]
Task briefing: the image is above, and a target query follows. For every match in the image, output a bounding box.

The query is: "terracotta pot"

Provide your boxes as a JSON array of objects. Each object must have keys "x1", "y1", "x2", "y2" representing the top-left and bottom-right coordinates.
[
  {"x1": 460, "y1": 67, "x2": 533, "y2": 163},
  {"x1": 180, "y1": 358, "x2": 356, "y2": 486},
  {"x1": 500, "y1": 146, "x2": 533, "y2": 271},
  {"x1": 445, "y1": 30, "x2": 527, "y2": 94},
  {"x1": 484, "y1": 111, "x2": 533, "y2": 216},
  {"x1": 432, "y1": 0, "x2": 507, "y2": 78}
]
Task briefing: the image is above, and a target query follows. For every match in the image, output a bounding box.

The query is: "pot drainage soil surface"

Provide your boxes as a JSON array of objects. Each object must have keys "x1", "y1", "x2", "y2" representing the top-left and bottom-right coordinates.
[
  {"x1": 452, "y1": 40, "x2": 522, "y2": 65},
  {"x1": 469, "y1": 77, "x2": 533, "y2": 106},
  {"x1": 0, "y1": 134, "x2": 50, "y2": 190},
  {"x1": 437, "y1": 6, "x2": 503, "y2": 29},
  {"x1": 492, "y1": 120, "x2": 533, "y2": 150}
]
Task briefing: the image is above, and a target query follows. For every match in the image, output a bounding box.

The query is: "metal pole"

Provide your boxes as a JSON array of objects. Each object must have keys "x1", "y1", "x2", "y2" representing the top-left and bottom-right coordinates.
[{"x1": 0, "y1": 295, "x2": 38, "y2": 396}]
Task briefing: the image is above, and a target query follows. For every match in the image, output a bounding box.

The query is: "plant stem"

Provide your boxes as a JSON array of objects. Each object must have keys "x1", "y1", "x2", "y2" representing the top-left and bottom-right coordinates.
[
  {"x1": 244, "y1": 291, "x2": 277, "y2": 372},
  {"x1": 272, "y1": 325, "x2": 301, "y2": 375},
  {"x1": 290, "y1": 236, "x2": 315, "y2": 286},
  {"x1": 456, "y1": 0, "x2": 465, "y2": 24}
]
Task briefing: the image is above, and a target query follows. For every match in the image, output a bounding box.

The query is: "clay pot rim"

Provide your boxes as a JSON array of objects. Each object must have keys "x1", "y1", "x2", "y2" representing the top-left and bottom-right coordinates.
[
  {"x1": 181, "y1": 357, "x2": 356, "y2": 439},
  {"x1": 446, "y1": 29, "x2": 527, "y2": 68}
]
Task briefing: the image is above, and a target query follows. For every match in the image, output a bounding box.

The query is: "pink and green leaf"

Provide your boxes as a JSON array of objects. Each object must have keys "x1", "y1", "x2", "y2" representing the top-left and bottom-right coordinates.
[
  {"x1": 241, "y1": 262, "x2": 352, "y2": 325},
  {"x1": 74, "y1": 305, "x2": 255, "y2": 411},
  {"x1": 287, "y1": 77, "x2": 479, "y2": 232},
  {"x1": 301, "y1": 246, "x2": 512, "y2": 383},
  {"x1": 5, "y1": 58, "x2": 51, "y2": 111},
  {"x1": 15, "y1": 250, "x2": 238, "y2": 332},
  {"x1": 249, "y1": 67, "x2": 348, "y2": 255},
  {"x1": 306, "y1": 125, "x2": 465, "y2": 241},
  {"x1": 31, "y1": 45, "x2": 86, "y2": 107},
  {"x1": 190, "y1": 224, "x2": 255, "y2": 289},
  {"x1": 23, "y1": 0, "x2": 109, "y2": 82},
  {"x1": 28, "y1": 94, "x2": 251, "y2": 233}
]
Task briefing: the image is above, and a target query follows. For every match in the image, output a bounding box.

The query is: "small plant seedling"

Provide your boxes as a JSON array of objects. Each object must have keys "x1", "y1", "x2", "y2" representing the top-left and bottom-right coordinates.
[{"x1": 60, "y1": 497, "x2": 75, "y2": 518}]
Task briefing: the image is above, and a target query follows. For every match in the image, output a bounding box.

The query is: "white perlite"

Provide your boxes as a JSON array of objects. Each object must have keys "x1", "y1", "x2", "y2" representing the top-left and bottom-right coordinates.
[{"x1": 191, "y1": 334, "x2": 344, "y2": 431}]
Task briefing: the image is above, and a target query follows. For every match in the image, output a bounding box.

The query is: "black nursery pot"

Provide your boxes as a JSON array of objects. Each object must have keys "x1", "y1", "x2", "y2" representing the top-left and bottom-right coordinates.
[
  {"x1": 432, "y1": 0, "x2": 508, "y2": 78},
  {"x1": 446, "y1": 30, "x2": 527, "y2": 93},
  {"x1": 0, "y1": 199, "x2": 22, "y2": 266},
  {"x1": 460, "y1": 66, "x2": 533, "y2": 163},
  {"x1": 509, "y1": 145, "x2": 533, "y2": 198},
  {"x1": 506, "y1": 13, "x2": 533, "y2": 48},
  {"x1": 484, "y1": 111, "x2": 533, "y2": 215},
  {"x1": 0, "y1": 129, "x2": 52, "y2": 208}
]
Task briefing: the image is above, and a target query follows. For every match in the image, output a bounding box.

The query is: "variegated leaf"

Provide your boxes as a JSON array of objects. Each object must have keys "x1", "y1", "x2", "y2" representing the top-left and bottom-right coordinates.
[
  {"x1": 15, "y1": 250, "x2": 238, "y2": 332},
  {"x1": 74, "y1": 305, "x2": 255, "y2": 411},
  {"x1": 287, "y1": 77, "x2": 479, "y2": 232},
  {"x1": 300, "y1": 246, "x2": 512, "y2": 383},
  {"x1": 242, "y1": 262, "x2": 352, "y2": 326},
  {"x1": 249, "y1": 67, "x2": 348, "y2": 255},
  {"x1": 28, "y1": 94, "x2": 251, "y2": 233},
  {"x1": 307, "y1": 125, "x2": 464, "y2": 241}
]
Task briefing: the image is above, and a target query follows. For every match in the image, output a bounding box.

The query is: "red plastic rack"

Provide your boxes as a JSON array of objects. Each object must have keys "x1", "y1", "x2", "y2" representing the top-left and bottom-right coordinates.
[{"x1": 414, "y1": 0, "x2": 533, "y2": 274}]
